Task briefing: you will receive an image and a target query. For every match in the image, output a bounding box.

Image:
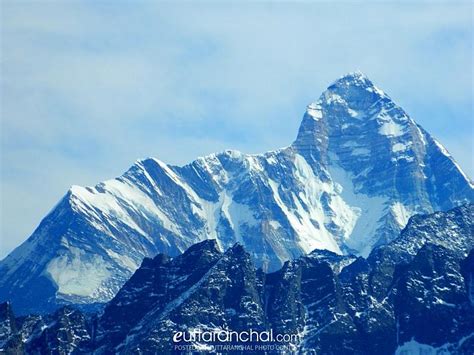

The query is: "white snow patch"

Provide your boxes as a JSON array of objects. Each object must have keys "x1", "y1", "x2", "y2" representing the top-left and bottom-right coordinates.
[
  {"x1": 307, "y1": 103, "x2": 323, "y2": 120},
  {"x1": 347, "y1": 108, "x2": 361, "y2": 118},
  {"x1": 367, "y1": 85, "x2": 386, "y2": 97},
  {"x1": 266, "y1": 155, "x2": 278, "y2": 165},
  {"x1": 269, "y1": 220, "x2": 281, "y2": 229},
  {"x1": 415, "y1": 125, "x2": 427, "y2": 145},
  {"x1": 105, "y1": 249, "x2": 139, "y2": 272},
  {"x1": 328, "y1": 161, "x2": 387, "y2": 256},
  {"x1": 379, "y1": 121, "x2": 405, "y2": 137},
  {"x1": 45, "y1": 246, "x2": 111, "y2": 298},
  {"x1": 245, "y1": 155, "x2": 263, "y2": 172},
  {"x1": 220, "y1": 190, "x2": 257, "y2": 243},
  {"x1": 192, "y1": 197, "x2": 221, "y2": 242},
  {"x1": 392, "y1": 142, "x2": 410, "y2": 153},
  {"x1": 70, "y1": 184, "x2": 148, "y2": 238},
  {"x1": 268, "y1": 177, "x2": 341, "y2": 255},
  {"x1": 294, "y1": 155, "x2": 358, "y2": 252},
  {"x1": 433, "y1": 297, "x2": 455, "y2": 307},
  {"x1": 225, "y1": 149, "x2": 244, "y2": 161},
  {"x1": 103, "y1": 179, "x2": 180, "y2": 236},
  {"x1": 265, "y1": 154, "x2": 358, "y2": 255},
  {"x1": 390, "y1": 202, "x2": 412, "y2": 228},
  {"x1": 324, "y1": 92, "x2": 346, "y2": 105},
  {"x1": 187, "y1": 187, "x2": 258, "y2": 249},
  {"x1": 398, "y1": 155, "x2": 415, "y2": 163}
]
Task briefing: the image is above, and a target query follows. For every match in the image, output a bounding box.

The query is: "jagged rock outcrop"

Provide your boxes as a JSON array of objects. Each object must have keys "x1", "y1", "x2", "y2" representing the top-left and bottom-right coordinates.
[{"x1": 2, "y1": 205, "x2": 473, "y2": 354}]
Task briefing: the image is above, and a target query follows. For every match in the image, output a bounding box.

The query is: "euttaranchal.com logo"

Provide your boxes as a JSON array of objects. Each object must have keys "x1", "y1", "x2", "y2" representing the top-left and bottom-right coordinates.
[{"x1": 172, "y1": 328, "x2": 302, "y2": 352}]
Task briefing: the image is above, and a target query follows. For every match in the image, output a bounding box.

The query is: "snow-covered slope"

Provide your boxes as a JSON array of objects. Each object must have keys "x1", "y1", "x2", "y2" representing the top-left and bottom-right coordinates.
[{"x1": 1, "y1": 72, "x2": 472, "y2": 314}]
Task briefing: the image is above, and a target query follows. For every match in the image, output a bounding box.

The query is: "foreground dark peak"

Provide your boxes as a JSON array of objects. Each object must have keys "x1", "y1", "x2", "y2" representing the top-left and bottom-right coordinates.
[{"x1": 2, "y1": 205, "x2": 472, "y2": 354}]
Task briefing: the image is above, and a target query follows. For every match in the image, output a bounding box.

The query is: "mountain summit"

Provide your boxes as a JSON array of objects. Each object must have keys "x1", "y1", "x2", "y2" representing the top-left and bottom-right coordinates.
[
  {"x1": 1, "y1": 73, "x2": 472, "y2": 315},
  {"x1": 294, "y1": 72, "x2": 472, "y2": 254}
]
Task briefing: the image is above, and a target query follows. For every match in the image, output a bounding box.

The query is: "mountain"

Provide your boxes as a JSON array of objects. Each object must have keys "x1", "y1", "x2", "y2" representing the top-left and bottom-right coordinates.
[
  {"x1": 0, "y1": 302, "x2": 93, "y2": 354},
  {"x1": 96, "y1": 204, "x2": 473, "y2": 354},
  {"x1": 1, "y1": 72, "x2": 473, "y2": 315},
  {"x1": 2, "y1": 204, "x2": 472, "y2": 354}
]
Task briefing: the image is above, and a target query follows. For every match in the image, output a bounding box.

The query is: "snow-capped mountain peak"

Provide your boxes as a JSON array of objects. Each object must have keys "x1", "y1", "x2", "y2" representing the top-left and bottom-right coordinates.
[{"x1": 1, "y1": 73, "x2": 472, "y2": 315}]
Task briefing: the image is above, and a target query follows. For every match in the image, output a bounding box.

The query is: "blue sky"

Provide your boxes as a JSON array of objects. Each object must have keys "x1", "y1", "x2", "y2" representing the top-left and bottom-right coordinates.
[{"x1": 1, "y1": 1, "x2": 473, "y2": 258}]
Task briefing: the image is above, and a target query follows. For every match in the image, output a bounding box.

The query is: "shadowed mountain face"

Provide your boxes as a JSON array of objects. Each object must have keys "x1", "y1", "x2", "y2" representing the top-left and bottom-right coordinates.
[
  {"x1": 1, "y1": 72, "x2": 473, "y2": 315},
  {"x1": 1, "y1": 205, "x2": 473, "y2": 354}
]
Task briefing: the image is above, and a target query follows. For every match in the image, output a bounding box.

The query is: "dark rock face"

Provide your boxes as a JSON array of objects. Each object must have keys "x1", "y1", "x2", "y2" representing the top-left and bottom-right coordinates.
[
  {"x1": 0, "y1": 302, "x2": 23, "y2": 354},
  {"x1": 103, "y1": 204, "x2": 474, "y2": 354},
  {"x1": 96, "y1": 239, "x2": 223, "y2": 351},
  {"x1": 393, "y1": 244, "x2": 474, "y2": 350},
  {"x1": 26, "y1": 307, "x2": 92, "y2": 354},
  {"x1": 115, "y1": 243, "x2": 267, "y2": 354},
  {"x1": 0, "y1": 305, "x2": 92, "y2": 355},
  {"x1": 1, "y1": 205, "x2": 473, "y2": 354}
]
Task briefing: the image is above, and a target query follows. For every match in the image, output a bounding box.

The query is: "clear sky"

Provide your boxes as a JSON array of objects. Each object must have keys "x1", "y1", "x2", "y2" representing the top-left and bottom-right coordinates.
[{"x1": 1, "y1": 1, "x2": 473, "y2": 259}]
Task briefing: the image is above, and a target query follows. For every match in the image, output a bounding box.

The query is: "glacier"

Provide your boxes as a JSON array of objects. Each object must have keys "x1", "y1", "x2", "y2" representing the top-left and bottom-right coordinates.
[{"x1": 1, "y1": 71, "x2": 472, "y2": 315}]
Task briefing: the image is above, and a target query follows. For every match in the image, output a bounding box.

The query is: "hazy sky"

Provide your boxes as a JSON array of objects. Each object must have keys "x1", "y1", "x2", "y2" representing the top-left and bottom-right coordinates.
[{"x1": 1, "y1": 1, "x2": 473, "y2": 259}]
